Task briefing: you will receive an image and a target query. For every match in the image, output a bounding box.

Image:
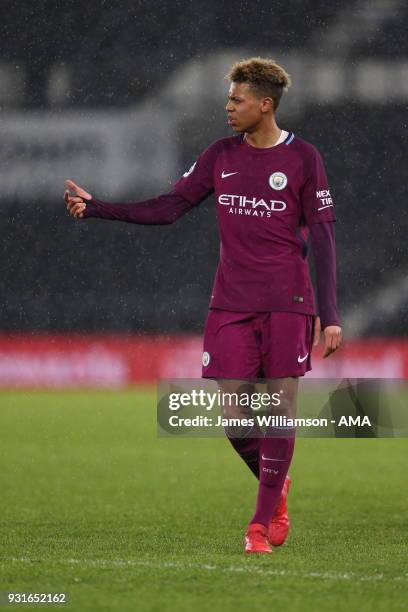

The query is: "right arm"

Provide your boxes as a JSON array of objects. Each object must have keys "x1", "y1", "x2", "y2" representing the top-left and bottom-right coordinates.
[
  {"x1": 72, "y1": 190, "x2": 196, "y2": 226},
  {"x1": 65, "y1": 141, "x2": 220, "y2": 224}
]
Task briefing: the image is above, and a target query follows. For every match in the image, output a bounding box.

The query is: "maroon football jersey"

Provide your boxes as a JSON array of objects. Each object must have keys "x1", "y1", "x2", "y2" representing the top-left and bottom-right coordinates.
[{"x1": 172, "y1": 132, "x2": 336, "y2": 314}]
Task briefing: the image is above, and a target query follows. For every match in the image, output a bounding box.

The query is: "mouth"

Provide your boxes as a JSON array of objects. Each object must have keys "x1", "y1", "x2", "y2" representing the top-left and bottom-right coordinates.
[{"x1": 228, "y1": 117, "x2": 237, "y2": 126}]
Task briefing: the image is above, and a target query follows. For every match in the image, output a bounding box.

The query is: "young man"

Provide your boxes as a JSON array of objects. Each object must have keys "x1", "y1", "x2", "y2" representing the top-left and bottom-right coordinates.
[{"x1": 65, "y1": 57, "x2": 342, "y2": 554}]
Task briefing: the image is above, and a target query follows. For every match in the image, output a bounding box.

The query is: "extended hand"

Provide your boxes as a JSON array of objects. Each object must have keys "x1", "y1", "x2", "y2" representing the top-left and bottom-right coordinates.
[
  {"x1": 64, "y1": 179, "x2": 92, "y2": 219},
  {"x1": 313, "y1": 316, "x2": 342, "y2": 358}
]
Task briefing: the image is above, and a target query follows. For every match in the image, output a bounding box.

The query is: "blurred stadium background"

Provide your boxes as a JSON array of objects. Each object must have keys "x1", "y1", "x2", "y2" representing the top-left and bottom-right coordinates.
[
  {"x1": 2, "y1": 5, "x2": 408, "y2": 611},
  {"x1": 1, "y1": 0, "x2": 408, "y2": 387}
]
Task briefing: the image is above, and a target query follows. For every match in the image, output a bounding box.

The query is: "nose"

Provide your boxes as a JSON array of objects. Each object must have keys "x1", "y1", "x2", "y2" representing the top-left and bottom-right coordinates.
[{"x1": 226, "y1": 101, "x2": 234, "y2": 112}]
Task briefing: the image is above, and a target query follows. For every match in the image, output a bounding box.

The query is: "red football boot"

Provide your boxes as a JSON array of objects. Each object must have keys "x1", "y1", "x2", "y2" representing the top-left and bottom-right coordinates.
[
  {"x1": 268, "y1": 476, "x2": 292, "y2": 546},
  {"x1": 244, "y1": 523, "x2": 273, "y2": 554}
]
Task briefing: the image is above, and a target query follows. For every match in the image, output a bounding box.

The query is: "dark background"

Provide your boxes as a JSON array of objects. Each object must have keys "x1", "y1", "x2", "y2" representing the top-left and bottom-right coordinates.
[{"x1": 1, "y1": 1, "x2": 407, "y2": 335}]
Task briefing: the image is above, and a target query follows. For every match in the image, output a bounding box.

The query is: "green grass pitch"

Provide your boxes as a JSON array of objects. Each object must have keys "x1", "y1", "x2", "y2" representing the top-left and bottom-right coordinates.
[{"x1": 0, "y1": 390, "x2": 407, "y2": 611}]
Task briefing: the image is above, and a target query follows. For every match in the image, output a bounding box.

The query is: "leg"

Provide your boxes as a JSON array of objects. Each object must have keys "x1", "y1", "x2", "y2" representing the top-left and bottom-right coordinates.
[
  {"x1": 217, "y1": 379, "x2": 262, "y2": 479},
  {"x1": 250, "y1": 377, "x2": 298, "y2": 528},
  {"x1": 201, "y1": 309, "x2": 263, "y2": 478},
  {"x1": 248, "y1": 311, "x2": 314, "y2": 539}
]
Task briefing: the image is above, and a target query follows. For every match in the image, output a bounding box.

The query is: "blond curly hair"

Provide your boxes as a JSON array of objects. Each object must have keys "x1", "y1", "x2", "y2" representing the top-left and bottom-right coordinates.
[{"x1": 226, "y1": 57, "x2": 291, "y2": 110}]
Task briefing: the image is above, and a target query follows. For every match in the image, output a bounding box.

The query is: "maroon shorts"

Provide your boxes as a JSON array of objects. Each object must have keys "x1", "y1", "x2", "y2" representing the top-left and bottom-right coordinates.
[{"x1": 202, "y1": 309, "x2": 315, "y2": 379}]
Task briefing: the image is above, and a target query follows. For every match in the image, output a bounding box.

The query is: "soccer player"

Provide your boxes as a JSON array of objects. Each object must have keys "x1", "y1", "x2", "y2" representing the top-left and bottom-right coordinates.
[{"x1": 65, "y1": 57, "x2": 342, "y2": 554}]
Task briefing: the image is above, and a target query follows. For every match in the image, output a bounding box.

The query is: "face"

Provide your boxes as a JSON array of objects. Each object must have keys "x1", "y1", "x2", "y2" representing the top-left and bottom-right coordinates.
[{"x1": 226, "y1": 81, "x2": 273, "y2": 133}]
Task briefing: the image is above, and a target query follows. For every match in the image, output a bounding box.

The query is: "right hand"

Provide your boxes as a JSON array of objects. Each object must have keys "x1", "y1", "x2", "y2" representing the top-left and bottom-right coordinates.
[{"x1": 64, "y1": 179, "x2": 92, "y2": 219}]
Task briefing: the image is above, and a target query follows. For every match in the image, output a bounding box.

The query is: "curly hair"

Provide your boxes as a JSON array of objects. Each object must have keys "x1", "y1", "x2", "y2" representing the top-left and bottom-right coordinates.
[{"x1": 226, "y1": 57, "x2": 291, "y2": 110}]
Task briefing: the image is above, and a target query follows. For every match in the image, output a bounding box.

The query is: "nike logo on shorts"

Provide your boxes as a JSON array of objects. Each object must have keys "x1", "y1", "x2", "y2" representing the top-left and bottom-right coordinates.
[
  {"x1": 221, "y1": 171, "x2": 238, "y2": 178},
  {"x1": 297, "y1": 353, "x2": 309, "y2": 363}
]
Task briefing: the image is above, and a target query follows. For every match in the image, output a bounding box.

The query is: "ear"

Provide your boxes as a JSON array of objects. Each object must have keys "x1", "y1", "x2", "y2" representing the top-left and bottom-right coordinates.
[{"x1": 260, "y1": 98, "x2": 275, "y2": 113}]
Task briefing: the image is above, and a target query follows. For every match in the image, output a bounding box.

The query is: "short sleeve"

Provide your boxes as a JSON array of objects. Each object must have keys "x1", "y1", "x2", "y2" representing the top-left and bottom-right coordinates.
[
  {"x1": 172, "y1": 141, "x2": 220, "y2": 205},
  {"x1": 300, "y1": 147, "x2": 336, "y2": 225}
]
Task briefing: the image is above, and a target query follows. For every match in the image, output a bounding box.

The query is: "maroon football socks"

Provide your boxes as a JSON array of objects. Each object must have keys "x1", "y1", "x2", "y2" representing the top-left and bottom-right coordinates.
[{"x1": 249, "y1": 433, "x2": 295, "y2": 528}]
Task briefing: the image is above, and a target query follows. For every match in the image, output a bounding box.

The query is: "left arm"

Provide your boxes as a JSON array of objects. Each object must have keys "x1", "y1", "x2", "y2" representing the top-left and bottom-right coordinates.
[
  {"x1": 300, "y1": 146, "x2": 342, "y2": 357},
  {"x1": 309, "y1": 220, "x2": 342, "y2": 358}
]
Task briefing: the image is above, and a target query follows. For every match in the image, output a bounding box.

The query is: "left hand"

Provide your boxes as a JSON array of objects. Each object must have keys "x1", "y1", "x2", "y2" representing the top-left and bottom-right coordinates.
[{"x1": 313, "y1": 316, "x2": 342, "y2": 358}]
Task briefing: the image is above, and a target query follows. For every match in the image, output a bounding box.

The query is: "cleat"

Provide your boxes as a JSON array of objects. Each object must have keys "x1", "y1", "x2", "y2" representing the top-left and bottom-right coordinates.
[
  {"x1": 244, "y1": 523, "x2": 273, "y2": 554},
  {"x1": 268, "y1": 475, "x2": 291, "y2": 546}
]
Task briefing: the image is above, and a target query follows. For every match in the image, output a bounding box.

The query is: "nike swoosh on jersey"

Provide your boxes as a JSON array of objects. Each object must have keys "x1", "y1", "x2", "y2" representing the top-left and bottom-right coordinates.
[
  {"x1": 221, "y1": 171, "x2": 238, "y2": 178},
  {"x1": 297, "y1": 353, "x2": 309, "y2": 363}
]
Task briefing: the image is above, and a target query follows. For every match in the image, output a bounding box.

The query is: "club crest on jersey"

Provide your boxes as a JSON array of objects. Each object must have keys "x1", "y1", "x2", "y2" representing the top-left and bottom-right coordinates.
[
  {"x1": 269, "y1": 172, "x2": 288, "y2": 190},
  {"x1": 202, "y1": 351, "x2": 210, "y2": 367},
  {"x1": 183, "y1": 162, "x2": 196, "y2": 178}
]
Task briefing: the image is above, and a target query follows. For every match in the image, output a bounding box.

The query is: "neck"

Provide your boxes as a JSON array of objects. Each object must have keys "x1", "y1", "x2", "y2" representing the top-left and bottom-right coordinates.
[{"x1": 244, "y1": 117, "x2": 281, "y2": 148}]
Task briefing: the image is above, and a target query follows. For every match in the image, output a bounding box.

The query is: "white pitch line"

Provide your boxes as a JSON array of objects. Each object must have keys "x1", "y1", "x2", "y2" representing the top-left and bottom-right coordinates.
[{"x1": 2, "y1": 557, "x2": 407, "y2": 584}]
